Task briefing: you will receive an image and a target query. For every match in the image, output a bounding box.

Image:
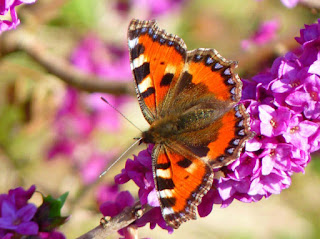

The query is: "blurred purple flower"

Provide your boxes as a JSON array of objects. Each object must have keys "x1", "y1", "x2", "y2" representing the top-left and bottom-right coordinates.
[
  {"x1": 280, "y1": 0, "x2": 300, "y2": 8},
  {"x1": 0, "y1": 0, "x2": 37, "y2": 34},
  {"x1": 38, "y1": 231, "x2": 66, "y2": 239},
  {"x1": 113, "y1": 0, "x2": 188, "y2": 17},
  {"x1": 95, "y1": 184, "x2": 119, "y2": 206},
  {"x1": 242, "y1": 19, "x2": 280, "y2": 50},
  {"x1": 80, "y1": 153, "x2": 113, "y2": 185},
  {"x1": 48, "y1": 34, "x2": 133, "y2": 183},
  {"x1": 70, "y1": 35, "x2": 131, "y2": 80}
]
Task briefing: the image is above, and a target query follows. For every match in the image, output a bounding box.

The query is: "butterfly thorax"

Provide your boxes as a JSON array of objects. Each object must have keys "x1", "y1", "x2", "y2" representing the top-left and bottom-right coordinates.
[{"x1": 141, "y1": 108, "x2": 224, "y2": 145}]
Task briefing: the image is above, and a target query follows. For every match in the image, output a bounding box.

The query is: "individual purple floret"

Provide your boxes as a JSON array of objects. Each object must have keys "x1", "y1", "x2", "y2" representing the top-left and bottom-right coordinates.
[
  {"x1": 0, "y1": 185, "x2": 38, "y2": 236},
  {"x1": 0, "y1": 185, "x2": 67, "y2": 239}
]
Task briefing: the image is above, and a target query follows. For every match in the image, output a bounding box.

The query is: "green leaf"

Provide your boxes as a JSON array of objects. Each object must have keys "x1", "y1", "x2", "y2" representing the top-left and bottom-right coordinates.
[{"x1": 42, "y1": 192, "x2": 69, "y2": 218}]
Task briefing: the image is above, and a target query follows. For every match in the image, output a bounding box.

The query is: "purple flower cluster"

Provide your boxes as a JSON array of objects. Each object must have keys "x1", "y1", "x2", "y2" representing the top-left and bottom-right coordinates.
[
  {"x1": 113, "y1": 0, "x2": 189, "y2": 18},
  {"x1": 0, "y1": 0, "x2": 37, "y2": 34},
  {"x1": 105, "y1": 19, "x2": 320, "y2": 232},
  {"x1": 209, "y1": 19, "x2": 320, "y2": 208},
  {"x1": 48, "y1": 35, "x2": 133, "y2": 184},
  {"x1": 0, "y1": 185, "x2": 65, "y2": 239}
]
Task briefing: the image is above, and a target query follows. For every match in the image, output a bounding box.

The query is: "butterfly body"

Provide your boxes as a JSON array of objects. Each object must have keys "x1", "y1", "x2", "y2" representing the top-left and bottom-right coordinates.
[
  {"x1": 142, "y1": 102, "x2": 233, "y2": 145},
  {"x1": 128, "y1": 19, "x2": 252, "y2": 229}
]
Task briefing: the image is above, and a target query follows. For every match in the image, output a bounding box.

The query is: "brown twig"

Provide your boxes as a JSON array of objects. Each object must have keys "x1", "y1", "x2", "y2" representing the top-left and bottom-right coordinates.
[
  {"x1": 77, "y1": 202, "x2": 153, "y2": 239},
  {"x1": 0, "y1": 29, "x2": 135, "y2": 96}
]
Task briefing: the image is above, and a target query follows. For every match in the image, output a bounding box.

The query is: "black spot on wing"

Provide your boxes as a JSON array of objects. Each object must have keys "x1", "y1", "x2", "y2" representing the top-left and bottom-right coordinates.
[
  {"x1": 177, "y1": 158, "x2": 192, "y2": 168},
  {"x1": 131, "y1": 43, "x2": 145, "y2": 60},
  {"x1": 133, "y1": 62, "x2": 150, "y2": 85},
  {"x1": 157, "y1": 177, "x2": 175, "y2": 191},
  {"x1": 156, "y1": 162, "x2": 171, "y2": 169},
  {"x1": 141, "y1": 87, "x2": 155, "y2": 98},
  {"x1": 160, "y1": 73, "x2": 174, "y2": 86},
  {"x1": 160, "y1": 197, "x2": 176, "y2": 207},
  {"x1": 187, "y1": 145, "x2": 210, "y2": 158}
]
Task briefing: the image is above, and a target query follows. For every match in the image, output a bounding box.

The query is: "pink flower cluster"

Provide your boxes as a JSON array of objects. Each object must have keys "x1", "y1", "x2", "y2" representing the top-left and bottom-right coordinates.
[
  {"x1": 0, "y1": 0, "x2": 37, "y2": 34},
  {"x1": 48, "y1": 35, "x2": 133, "y2": 184},
  {"x1": 212, "y1": 19, "x2": 320, "y2": 208}
]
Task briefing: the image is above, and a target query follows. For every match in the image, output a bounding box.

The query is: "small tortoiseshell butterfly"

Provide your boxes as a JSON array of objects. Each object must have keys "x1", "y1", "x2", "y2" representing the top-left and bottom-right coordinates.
[{"x1": 128, "y1": 19, "x2": 251, "y2": 229}]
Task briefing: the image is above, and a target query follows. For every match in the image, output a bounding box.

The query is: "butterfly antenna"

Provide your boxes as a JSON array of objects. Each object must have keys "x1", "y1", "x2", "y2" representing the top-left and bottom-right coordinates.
[
  {"x1": 100, "y1": 97, "x2": 142, "y2": 132},
  {"x1": 99, "y1": 138, "x2": 142, "y2": 178}
]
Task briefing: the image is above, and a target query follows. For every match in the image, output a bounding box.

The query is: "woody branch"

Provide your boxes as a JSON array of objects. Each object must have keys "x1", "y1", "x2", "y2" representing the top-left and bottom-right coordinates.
[
  {"x1": 76, "y1": 202, "x2": 153, "y2": 239},
  {"x1": 0, "y1": 28, "x2": 135, "y2": 95}
]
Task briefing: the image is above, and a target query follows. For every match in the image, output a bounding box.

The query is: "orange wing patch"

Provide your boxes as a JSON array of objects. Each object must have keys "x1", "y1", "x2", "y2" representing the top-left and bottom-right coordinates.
[
  {"x1": 187, "y1": 49, "x2": 242, "y2": 103},
  {"x1": 138, "y1": 33, "x2": 185, "y2": 113},
  {"x1": 206, "y1": 104, "x2": 250, "y2": 168},
  {"x1": 188, "y1": 61, "x2": 230, "y2": 101}
]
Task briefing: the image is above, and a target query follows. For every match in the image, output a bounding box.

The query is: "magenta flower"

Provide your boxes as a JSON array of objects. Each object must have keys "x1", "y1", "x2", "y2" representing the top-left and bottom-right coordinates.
[
  {"x1": 0, "y1": 0, "x2": 37, "y2": 33},
  {"x1": 0, "y1": 197, "x2": 38, "y2": 235},
  {"x1": 115, "y1": 145, "x2": 158, "y2": 207},
  {"x1": 100, "y1": 191, "x2": 134, "y2": 218},
  {"x1": 95, "y1": 184, "x2": 119, "y2": 206},
  {"x1": 241, "y1": 19, "x2": 280, "y2": 50},
  {"x1": 258, "y1": 105, "x2": 291, "y2": 137},
  {"x1": 80, "y1": 153, "x2": 113, "y2": 185},
  {"x1": 38, "y1": 231, "x2": 66, "y2": 239},
  {"x1": 207, "y1": 18, "x2": 320, "y2": 209}
]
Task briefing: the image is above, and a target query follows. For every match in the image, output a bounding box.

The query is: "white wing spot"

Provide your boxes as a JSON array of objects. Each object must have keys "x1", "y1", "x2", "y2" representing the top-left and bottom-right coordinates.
[
  {"x1": 156, "y1": 168, "x2": 172, "y2": 179},
  {"x1": 165, "y1": 64, "x2": 176, "y2": 74},
  {"x1": 138, "y1": 76, "x2": 153, "y2": 93},
  {"x1": 162, "y1": 207, "x2": 175, "y2": 216},
  {"x1": 128, "y1": 37, "x2": 138, "y2": 49},
  {"x1": 159, "y1": 189, "x2": 174, "y2": 198},
  {"x1": 131, "y1": 54, "x2": 146, "y2": 69}
]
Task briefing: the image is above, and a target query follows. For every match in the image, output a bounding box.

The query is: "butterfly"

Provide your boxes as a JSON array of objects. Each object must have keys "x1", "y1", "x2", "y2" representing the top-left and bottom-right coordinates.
[{"x1": 127, "y1": 19, "x2": 251, "y2": 229}]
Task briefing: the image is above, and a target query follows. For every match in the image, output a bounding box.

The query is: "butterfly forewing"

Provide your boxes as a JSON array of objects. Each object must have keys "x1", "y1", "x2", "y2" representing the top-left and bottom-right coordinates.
[{"x1": 128, "y1": 19, "x2": 187, "y2": 123}]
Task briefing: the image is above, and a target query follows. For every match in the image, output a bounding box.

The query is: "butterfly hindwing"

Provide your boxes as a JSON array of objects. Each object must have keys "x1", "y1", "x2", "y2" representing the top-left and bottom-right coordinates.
[
  {"x1": 128, "y1": 19, "x2": 187, "y2": 123},
  {"x1": 153, "y1": 144, "x2": 213, "y2": 229},
  {"x1": 178, "y1": 104, "x2": 252, "y2": 168},
  {"x1": 164, "y1": 48, "x2": 252, "y2": 167}
]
